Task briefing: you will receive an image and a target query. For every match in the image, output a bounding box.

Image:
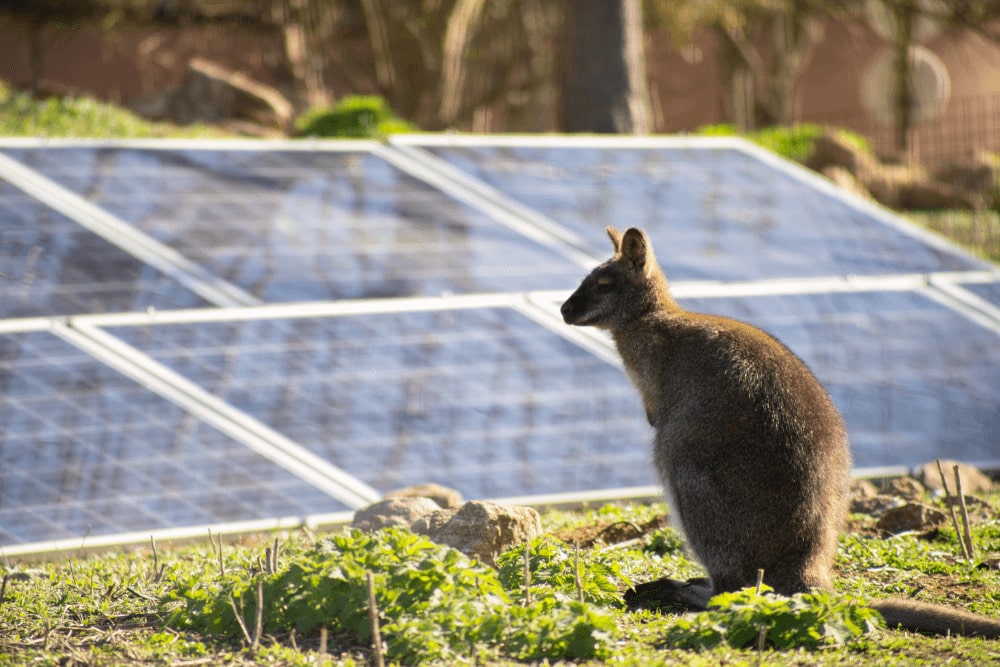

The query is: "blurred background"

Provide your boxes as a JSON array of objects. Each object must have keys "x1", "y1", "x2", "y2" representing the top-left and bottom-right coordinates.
[{"x1": 2, "y1": 0, "x2": 998, "y2": 262}]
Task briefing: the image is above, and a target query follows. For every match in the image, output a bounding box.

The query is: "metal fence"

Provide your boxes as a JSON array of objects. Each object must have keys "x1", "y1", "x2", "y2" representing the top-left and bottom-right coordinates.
[{"x1": 808, "y1": 94, "x2": 1000, "y2": 172}]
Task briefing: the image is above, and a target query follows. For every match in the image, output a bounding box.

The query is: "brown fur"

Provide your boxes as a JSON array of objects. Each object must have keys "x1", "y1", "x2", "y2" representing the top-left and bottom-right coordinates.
[{"x1": 561, "y1": 226, "x2": 1000, "y2": 638}]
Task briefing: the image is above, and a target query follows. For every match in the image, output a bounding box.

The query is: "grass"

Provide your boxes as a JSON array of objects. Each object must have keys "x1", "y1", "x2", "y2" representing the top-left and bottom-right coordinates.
[
  {"x1": 0, "y1": 83, "x2": 228, "y2": 138},
  {"x1": 3, "y1": 495, "x2": 1000, "y2": 666},
  {"x1": 905, "y1": 210, "x2": 1000, "y2": 265}
]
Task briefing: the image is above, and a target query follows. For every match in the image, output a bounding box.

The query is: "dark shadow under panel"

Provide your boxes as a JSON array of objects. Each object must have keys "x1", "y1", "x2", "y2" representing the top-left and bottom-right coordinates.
[
  {"x1": 4, "y1": 147, "x2": 585, "y2": 301},
  {"x1": 103, "y1": 308, "x2": 656, "y2": 499},
  {"x1": 678, "y1": 290, "x2": 999, "y2": 468},
  {"x1": 423, "y1": 144, "x2": 985, "y2": 281},
  {"x1": 0, "y1": 182, "x2": 208, "y2": 318},
  {"x1": 0, "y1": 331, "x2": 346, "y2": 547}
]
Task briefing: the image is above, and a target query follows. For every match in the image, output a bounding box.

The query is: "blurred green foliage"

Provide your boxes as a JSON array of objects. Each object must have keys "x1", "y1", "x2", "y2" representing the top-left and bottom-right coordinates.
[{"x1": 294, "y1": 95, "x2": 416, "y2": 138}]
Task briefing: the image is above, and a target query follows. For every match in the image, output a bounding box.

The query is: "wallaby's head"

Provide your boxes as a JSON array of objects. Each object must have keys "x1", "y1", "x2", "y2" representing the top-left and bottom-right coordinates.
[{"x1": 561, "y1": 226, "x2": 675, "y2": 330}]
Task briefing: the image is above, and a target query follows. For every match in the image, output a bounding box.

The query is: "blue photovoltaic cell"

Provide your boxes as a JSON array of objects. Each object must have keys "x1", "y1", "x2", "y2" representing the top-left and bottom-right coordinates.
[
  {"x1": 103, "y1": 308, "x2": 656, "y2": 499},
  {"x1": 422, "y1": 144, "x2": 986, "y2": 281},
  {"x1": 0, "y1": 181, "x2": 208, "y2": 318},
  {"x1": 0, "y1": 330, "x2": 346, "y2": 547},
  {"x1": 2, "y1": 147, "x2": 586, "y2": 301},
  {"x1": 963, "y1": 281, "x2": 1000, "y2": 309},
  {"x1": 677, "y1": 291, "x2": 1000, "y2": 468}
]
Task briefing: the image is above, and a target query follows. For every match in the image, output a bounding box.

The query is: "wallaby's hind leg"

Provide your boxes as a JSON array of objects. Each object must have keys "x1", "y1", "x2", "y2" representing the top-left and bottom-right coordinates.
[{"x1": 624, "y1": 577, "x2": 714, "y2": 613}]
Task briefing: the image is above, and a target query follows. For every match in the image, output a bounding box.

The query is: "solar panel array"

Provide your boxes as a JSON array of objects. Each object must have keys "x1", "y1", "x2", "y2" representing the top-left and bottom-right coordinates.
[{"x1": 2, "y1": 135, "x2": 998, "y2": 556}]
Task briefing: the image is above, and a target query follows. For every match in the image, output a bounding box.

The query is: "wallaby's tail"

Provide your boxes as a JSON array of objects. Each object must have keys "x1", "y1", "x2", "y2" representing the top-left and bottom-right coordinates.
[{"x1": 872, "y1": 599, "x2": 1000, "y2": 638}]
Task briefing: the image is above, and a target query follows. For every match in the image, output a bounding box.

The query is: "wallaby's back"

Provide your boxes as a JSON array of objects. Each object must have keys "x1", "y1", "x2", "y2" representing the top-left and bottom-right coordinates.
[{"x1": 561, "y1": 226, "x2": 850, "y2": 596}]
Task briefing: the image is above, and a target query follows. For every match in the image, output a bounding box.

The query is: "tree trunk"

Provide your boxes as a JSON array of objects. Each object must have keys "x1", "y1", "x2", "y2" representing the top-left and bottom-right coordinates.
[
  {"x1": 892, "y1": 1, "x2": 916, "y2": 156},
  {"x1": 561, "y1": 0, "x2": 651, "y2": 134}
]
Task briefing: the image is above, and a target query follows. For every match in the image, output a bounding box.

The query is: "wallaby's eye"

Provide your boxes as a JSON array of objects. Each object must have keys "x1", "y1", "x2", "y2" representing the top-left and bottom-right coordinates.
[{"x1": 596, "y1": 280, "x2": 615, "y2": 294}]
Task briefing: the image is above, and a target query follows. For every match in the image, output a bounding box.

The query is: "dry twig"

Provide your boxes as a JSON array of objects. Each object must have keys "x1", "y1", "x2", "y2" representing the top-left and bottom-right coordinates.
[
  {"x1": 523, "y1": 542, "x2": 532, "y2": 606},
  {"x1": 574, "y1": 542, "x2": 584, "y2": 604},
  {"x1": 252, "y1": 578, "x2": 264, "y2": 652},
  {"x1": 936, "y1": 459, "x2": 971, "y2": 561},
  {"x1": 954, "y1": 465, "x2": 976, "y2": 562},
  {"x1": 366, "y1": 572, "x2": 385, "y2": 667},
  {"x1": 755, "y1": 569, "x2": 767, "y2": 652},
  {"x1": 227, "y1": 594, "x2": 252, "y2": 647}
]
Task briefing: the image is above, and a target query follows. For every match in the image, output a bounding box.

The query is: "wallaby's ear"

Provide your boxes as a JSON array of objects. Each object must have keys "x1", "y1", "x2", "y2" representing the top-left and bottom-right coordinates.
[
  {"x1": 621, "y1": 227, "x2": 652, "y2": 275},
  {"x1": 606, "y1": 226, "x2": 623, "y2": 255}
]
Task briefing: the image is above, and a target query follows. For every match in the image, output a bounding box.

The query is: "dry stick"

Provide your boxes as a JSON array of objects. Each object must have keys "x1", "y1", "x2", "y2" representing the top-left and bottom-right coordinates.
[
  {"x1": 318, "y1": 626, "x2": 328, "y2": 658},
  {"x1": 953, "y1": 465, "x2": 976, "y2": 562},
  {"x1": 0, "y1": 573, "x2": 8, "y2": 606},
  {"x1": 228, "y1": 594, "x2": 253, "y2": 647},
  {"x1": 936, "y1": 459, "x2": 971, "y2": 561},
  {"x1": 755, "y1": 569, "x2": 767, "y2": 653},
  {"x1": 217, "y1": 534, "x2": 225, "y2": 578},
  {"x1": 574, "y1": 542, "x2": 584, "y2": 604},
  {"x1": 523, "y1": 542, "x2": 532, "y2": 606},
  {"x1": 252, "y1": 578, "x2": 264, "y2": 653},
  {"x1": 149, "y1": 536, "x2": 159, "y2": 582},
  {"x1": 366, "y1": 572, "x2": 386, "y2": 667},
  {"x1": 272, "y1": 537, "x2": 280, "y2": 573}
]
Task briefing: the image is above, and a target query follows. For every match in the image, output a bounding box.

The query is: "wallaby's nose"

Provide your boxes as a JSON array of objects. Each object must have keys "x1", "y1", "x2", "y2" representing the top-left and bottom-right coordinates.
[{"x1": 560, "y1": 298, "x2": 575, "y2": 323}]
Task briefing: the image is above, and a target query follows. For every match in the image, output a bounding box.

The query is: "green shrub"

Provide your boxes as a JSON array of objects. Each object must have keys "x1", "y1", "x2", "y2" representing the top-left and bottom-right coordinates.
[
  {"x1": 695, "y1": 122, "x2": 871, "y2": 165},
  {"x1": 663, "y1": 586, "x2": 883, "y2": 651},
  {"x1": 497, "y1": 536, "x2": 632, "y2": 607},
  {"x1": 161, "y1": 527, "x2": 616, "y2": 663},
  {"x1": 0, "y1": 81, "x2": 223, "y2": 138},
  {"x1": 294, "y1": 95, "x2": 416, "y2": 138}
]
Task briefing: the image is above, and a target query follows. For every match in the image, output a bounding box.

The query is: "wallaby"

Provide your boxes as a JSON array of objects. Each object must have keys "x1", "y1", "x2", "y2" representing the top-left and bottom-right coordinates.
[{"x1": 561, "y1": 226, "x2": 1000, "y2": 638}]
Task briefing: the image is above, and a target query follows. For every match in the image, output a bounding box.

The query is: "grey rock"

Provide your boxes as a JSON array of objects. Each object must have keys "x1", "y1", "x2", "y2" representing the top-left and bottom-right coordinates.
[
  {"x1": 351, "y1": 497, "x2": 440, "y2": 532},
  {"x1": 876, "y1": 502, "x2": 946, "y2": 534},
  {"x1": 851, "y1": 494, "x2": 905, "y2": 517},
  {"x1": 885, "y1": 476, "x2": 926, "y2": 502},
  {"x1": 422, "y1": 500, "x2": 541, "y2": 567},
  {"x1": 917, "y1": 460, "x2": 993, "y2": 495},
  {"x1": 385, "y1": 483, "x2": 464, "y2": 509}
]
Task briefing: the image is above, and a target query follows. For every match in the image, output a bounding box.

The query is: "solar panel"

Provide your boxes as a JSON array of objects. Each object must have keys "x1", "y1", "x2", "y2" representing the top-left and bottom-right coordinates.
[
  {"x1": 394, "y1": 136, "x2": 988, "y2": 280},
  {"x1": 2, "y1": 144, "x2": 586, "y2": 301},
  {"x1": 963, "y1": 280, "x2": 1000, "y2": 309},
  {"x1": 0, "y1": 327, "x2": 348, "y2": 549},
  {"x1": 1, "y1": 135, "x2": 997, "y2": 556},
  {"x1": 0, "y1": 180, "x2": 208, "y2": 317},
  {"x1": 94, "y1": 303, "x2": 654, "y2": 500}
]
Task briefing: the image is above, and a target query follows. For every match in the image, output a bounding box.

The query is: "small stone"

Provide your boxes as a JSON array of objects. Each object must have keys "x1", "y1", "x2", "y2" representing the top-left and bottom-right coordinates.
[
  {"x1": 423, "y1": 500, "x2": 542, "y2": 567},
  {"x1": 385, "y1": 483, "x2": 464, "y2": 509},
  {"x1": 917, "y1": 461, "x2": 993, "y2": 495},
  {"x1": 850, "y1": 478, "x2": 880, "y2": 499},
  {"x1": 851, "y1": 494, "x2": 904, "y2": 517},
  {"x1": 885, "y1": 477, "x2": 926, "y2": 501},
  {"x1": 876, "y1": 502, "x2": 946, "y2": 534},
  {"x1": 351, "y1": 497, "x2": 440, "y2": 532},
  {"x1": 410, "y1": 508, "x2": 458, "y2": 535}
]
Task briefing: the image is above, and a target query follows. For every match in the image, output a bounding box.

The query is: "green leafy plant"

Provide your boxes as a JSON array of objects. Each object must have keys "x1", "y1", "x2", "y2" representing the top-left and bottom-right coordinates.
[
  {"x1": 161, "y1": 527, "x2": 617, "y2": 663},
  {"x1": 294, "y1": 95, "x2": 416, "y2": 138},
  {"x1": 663, "y1": 585, "x2": 883, "y2": 651},
  {"x1": 696, "y1": 122, "x2": 870, "y2": 165},
  {"x1": 0, "y1": 82, "x2": 224, "y2": 138},
  {"x1": 497, "y1": 536, "x2": 631, "y2": 607}
]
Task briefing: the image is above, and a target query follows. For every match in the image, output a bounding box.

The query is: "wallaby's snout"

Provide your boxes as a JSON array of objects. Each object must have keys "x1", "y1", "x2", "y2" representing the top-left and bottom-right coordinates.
[{"x1": 560, "y1": 291, "x2": 584, "y2": 325}]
